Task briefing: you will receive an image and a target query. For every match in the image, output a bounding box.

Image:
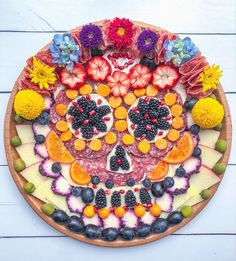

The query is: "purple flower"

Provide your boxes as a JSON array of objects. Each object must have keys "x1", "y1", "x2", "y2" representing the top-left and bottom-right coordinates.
[
  {"x1": 79, "y1": 24, "x2": 103, "y2": 49},
  {"x1": 137, "y1": 30, "x2": 158, "y2": 54}
]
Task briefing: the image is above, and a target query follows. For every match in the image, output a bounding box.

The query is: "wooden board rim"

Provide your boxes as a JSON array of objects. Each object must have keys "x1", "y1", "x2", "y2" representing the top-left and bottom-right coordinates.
[{"x1": 4, "y1": 20, "x2": 232, "y2": 247}]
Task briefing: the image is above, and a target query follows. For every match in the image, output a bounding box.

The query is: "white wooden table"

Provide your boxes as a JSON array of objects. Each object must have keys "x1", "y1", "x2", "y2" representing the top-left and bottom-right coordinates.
[{"x1": 0, "y1": 0, "x2": 236, "y2": 260}]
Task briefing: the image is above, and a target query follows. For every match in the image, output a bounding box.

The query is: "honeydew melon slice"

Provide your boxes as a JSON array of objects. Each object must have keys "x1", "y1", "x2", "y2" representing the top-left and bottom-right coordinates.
[
  {"x1": 199, "y1": 145, "x2": 222, "y2": 168},
  {"x1": 16, "y1": 124, "x2": 35, "y2": 144},
  {"x1": 16, "y1": 143, "x2": 42, "y2": 167},
  {"x1": 199, "y1": 129, "x2": 220, "y2": 148}
]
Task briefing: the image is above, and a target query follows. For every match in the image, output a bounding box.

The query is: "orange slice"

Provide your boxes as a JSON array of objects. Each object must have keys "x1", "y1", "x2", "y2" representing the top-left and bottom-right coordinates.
[
  {"x1": 97, "y1": 84, "x2": 110, "y2": 97},
  {"x1": 45, "y1": 131, "x2": 74, "y2": 163},
  {"x1": 115, "y1": 120, "x2": 127, "y2": 132},
  {"x1": 134, "y1": 88, "x2": 146, "y2": 97},
  {"x1": 56, "y1": 120, "x2": 68, "y2": 132},
  {"x1": 123, "y1": 92, "x2": 136, "y2": 105},
  {"x1": 114, "y1": 106, "x2": 127, "y2": 119},
  {"x1": 164, "y1": 93, "x2": 177, "y2": 106},
  {"x1": 138, "y1": 140, "x2": 150, "y2": 154},
  {"x1": 66, "y1": 89, "x2": 79, "y2": 100},
  {"x1": 74, "y1": 139, "x2": 86, "y2": 151},
  {"x1": 79, "y1": 84, "x2": 93, "y2": 95},
  {"x1": 155, "y1": 138, "x2": 167, "y2": 150},
  {"x1": 105, "y1": 131, "x2": 117, "y2": 144},
  {"x1": 146, "y1": 85, "x2": 158, "y2": 97},
  {"x1": 60, "y1": 129, "x2": 72, "y2": 142},
  {"x1": 90, "y1": 139, "x2": 102, "y2": 151},
  {"x1": 167, "y1": 129, "x2": 180, "y2": 142},
  {"x1": 148, "y1": 160, "x2": 169, "y2": 181},
  {"x1": 164, "y1": 132, "x2": 194, "y2": 164},
  {"x1": 55, "y1": 104, "x2": 68, "y2": 116},
  {"x1": 171, "y1": 104, "x2": 183, "y2": 117},
  {"x1": 172, "y1": 116, "x2": 184, "y2": 129},
  {"x1": 70, "y1": 160, "x2": 91, "y2": 185},
  {"x1": 122, "y1": 133, "x2": 135, "y2": 145},
  {"x1": 109, "y1": 96, "x2": 122, "y2": 108}
]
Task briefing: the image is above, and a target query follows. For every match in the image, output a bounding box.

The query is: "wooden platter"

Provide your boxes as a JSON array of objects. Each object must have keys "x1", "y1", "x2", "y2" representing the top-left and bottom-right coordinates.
[{"x1": 4, "y1": 20, "x2": 232, "y2": 247}]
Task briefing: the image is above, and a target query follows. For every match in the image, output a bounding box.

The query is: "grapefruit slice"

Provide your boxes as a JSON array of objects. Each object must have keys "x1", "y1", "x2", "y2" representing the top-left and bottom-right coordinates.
[
  {"x1": 70, "y1": 161, "x2": 91, "y2": 185},
  {"x1": 45, "y1": 130, "x2": 74, "y2": 163},
  {"x1": 148, "y1": 160, "x2": 169, "y2": 181},
  {"x1": 164, "y1": 132, "x2": 194, "y2": 164}
]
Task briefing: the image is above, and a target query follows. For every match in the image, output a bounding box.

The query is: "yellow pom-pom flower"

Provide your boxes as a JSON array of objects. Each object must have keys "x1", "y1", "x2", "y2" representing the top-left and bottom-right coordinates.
[
  {"x1": 28, "y1": 57, "x2": 57, "y2": 90},
  {"x1": 14, "y1": 90, "x2": 45, "y2": 120},
  {"x1": 198, "y1": 64, "x2": 223, "y2": 93},
  {"x1": 192, "y1": 98, "x2": 224, "y2": 128}
]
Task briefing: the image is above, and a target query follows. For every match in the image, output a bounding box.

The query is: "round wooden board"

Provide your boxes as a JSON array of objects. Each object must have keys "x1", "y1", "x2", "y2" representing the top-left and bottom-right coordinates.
[{"x1": 4, "y1": 20, "x2": 232, "y2": 247}]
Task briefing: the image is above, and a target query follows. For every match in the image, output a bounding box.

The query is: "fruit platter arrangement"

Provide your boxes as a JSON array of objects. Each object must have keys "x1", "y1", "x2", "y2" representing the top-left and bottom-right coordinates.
[{"x1": 4, "y1": 18, "x2": 232, "y2": 247}]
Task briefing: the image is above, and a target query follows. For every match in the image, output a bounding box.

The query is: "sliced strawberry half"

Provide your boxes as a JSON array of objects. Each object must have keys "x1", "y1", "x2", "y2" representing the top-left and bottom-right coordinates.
[
  {"x1": 87, "y1": 56, "x2": 111, "y2": 82},
  {"x1": 60, "y1": 64, "x2": 87, "y2": 89},
  {"x1": 152, "y1": 65, "x2": 180, "y2": 90},
  {"x1": 129, "y1": 64, "x2": 152, "y2": 89},
  {"x1": 107, "y1": 71, "x2": 130, "y2": 97}
]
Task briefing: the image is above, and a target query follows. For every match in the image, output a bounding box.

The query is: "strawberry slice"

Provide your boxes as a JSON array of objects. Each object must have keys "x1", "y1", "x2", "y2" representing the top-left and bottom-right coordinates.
[
  {"x1": 107, "y1": 71, "x2": 130, "y2": 97},
  {"x1": 87, "y1": 56, "x2": 111, "y2": 82},
  {"x1": 60, "y1": 64, "x2": 87, "y2": 89},
  {"x1": 129, "y1": 64, "x2": 152, "y2": 89},
  {"x1": 152, "y1": 65, "x2": 180, "y2": 90}
]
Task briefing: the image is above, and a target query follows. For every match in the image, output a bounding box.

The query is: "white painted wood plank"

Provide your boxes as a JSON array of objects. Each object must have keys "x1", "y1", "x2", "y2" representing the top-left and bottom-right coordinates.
[
  {"x1": 0, "y1": 165, "x2": 235, "y2": 236},
  {"x1": 0, "y1": 0, "x2": 235, "y2": 33},
  {"x1": 0, "y1": 33, "x2": 235, "y2": 93},
  {"x1": 0, "y1": 235, "x2": 235, "y2": 261}
]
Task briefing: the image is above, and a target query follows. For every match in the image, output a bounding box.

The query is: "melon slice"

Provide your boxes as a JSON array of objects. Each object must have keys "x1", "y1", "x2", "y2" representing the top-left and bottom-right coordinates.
[
  {"x1": 16, "y1": 143, "x2": 42, "y2": 167},
  {"x1": 199, "y1": 145, "x2": 222, "y2": 168},
  {"x1": 16, "y1": 124, "x2": 35, "y2": 144},
  {"x1": 189, "y1": 165, "x2": 220, "y2": 193},
  {"x1": 199, "y1": 129, "x2": 220, "y2": 148}
]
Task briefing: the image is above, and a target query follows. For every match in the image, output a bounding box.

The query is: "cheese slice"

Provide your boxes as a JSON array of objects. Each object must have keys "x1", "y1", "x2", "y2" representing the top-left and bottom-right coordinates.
[
  {"x1": 16, "y1": 124, "x2": 35, "y2": 144},
  {"x1": 16, "y1": 143, "x2": 42, "y2": 167},
  {"x1": 199, "y1": 145, "x2": 222, "y2": 168},
  {"x1": 199, "y1": 129, "x2": 220, "y2": 148}
]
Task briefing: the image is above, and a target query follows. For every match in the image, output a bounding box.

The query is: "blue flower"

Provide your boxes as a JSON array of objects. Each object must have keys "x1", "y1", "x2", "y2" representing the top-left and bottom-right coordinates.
[
  {"x1": 163, "y1": 37, "x2": 199, "y2": 66},
  {"x1": 49, "y1": 33, "x2": 81, "y2": 70}
]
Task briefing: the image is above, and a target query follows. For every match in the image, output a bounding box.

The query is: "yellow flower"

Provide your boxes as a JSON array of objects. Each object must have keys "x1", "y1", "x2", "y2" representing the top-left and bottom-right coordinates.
[
  {"x1": 197, "y1": 64, "x2": 223, "y2": 93},
  {"x1": 28, "y1": 57, "x2": 57, "y2": 90}
]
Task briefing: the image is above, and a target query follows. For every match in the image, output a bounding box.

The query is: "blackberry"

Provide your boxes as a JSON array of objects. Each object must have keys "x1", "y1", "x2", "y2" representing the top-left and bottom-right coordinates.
[
  {"x1": 140, "y1": 56, "x2": 157, "y2": 71},
  {"x1": 68, "y1": 106, "x2": 78, "y2": 116},
  {"x1": 72, "y1": 119, "x2": 82, "y2": 130},
  {"x1": 125, "y1": 190, "x2": 136, "y2": 208},
  {"x1": 128, "y1": 110, "x2": 142, "y2": 124},
  {"x1": 115, "y1": 145, "x2": 126, "y2": 157},
  {"x1": 89, "y1": 113, "x2": 101, "y2": 125},
  {"x1": 149, "y1": 98, "x2": 159, "y2": 110},
  {"x1": 95, "y1": 189, "x2": 107, "y2": 209},
  {"x1": 139, "y1": 188, "x2": 151, "y2": 204},
  {"x1": 156, "y1": 118, "x2": 170, "y2": 130},
  {"x1": 149, "y1": 110, "x2": 158, "y2": 119},
  {"x1": 94, "y1": 120, "x2": 107, "y2": 132},
  {"x1": 138, "y1": 99, "x2": 149, "y2": 114},
  {"x1": 77, "y1": 96, "x2": 88, "y2": 108},
  {"x1": 134, "y1": 124, "x2": 146, "y2": 138},
  {"x1": 84, "y1": 100, "x2": 97, "y2": 113},
  {"x1": 110, "y1": 156, "x2": 119, "y2": 171},
  {"x1": 97, "y1": 105, "x2": 111, "y2": 117},
  {"x1": 121, "y1": 158, "x2": 130, "y2": 170},
  {"x1": 81, "y1": 124, "x2": 94, "y2": 139},
  {"x1": 111, "y1": 191, "x2": 121, "y2": 207},
  {"x1": 157, "y1": 106, "x2": 169, "y2": 117},
  {"x1": 146, "y1": 127, "x2": 157, "y2": 141}
]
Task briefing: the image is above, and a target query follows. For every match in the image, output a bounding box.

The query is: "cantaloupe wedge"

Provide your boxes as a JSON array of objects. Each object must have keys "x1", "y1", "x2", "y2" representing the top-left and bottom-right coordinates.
[
  {"x1": 199, "y1": 145, "x2": 222, "y2": 168},
  {"x1": 16, "y1": 124, "x2": 35, "y2": 144},
  {"x1": 16, "y1": 143, "x2": 42, "y2": 167},
  {"x1": 199, "y1": 129, "x2": 220, "y2": 148}
]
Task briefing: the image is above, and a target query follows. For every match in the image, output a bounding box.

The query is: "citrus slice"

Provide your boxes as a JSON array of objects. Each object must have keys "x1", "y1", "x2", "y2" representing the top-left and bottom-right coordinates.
[
  {"x1": 123, "y1": 92, "x2": 136, "y2": 105},
  {"x1": 114, "y1": 106, "x2": 127, "y2": 119},
  {"x1": 97, "y1": 83, "x2": 110, "y2": 97},
  {"x1": 105, "y1": 131, "x2": 117, "y2": 144},
  {"x1": 70, "y1": 160, "x2": 91, "y2": 185},
  {"x1": 134, "y1": 88, "x2": 146, "y2": 97},
  {"x1": 66, "y1": 89, "x2": 78, "y2": 100},
  {"x1": 164, "y1": 132, "x2": 194, "y2": 164},
  {"x1": 55, "y1": 104, "x2": 68, "y2": 116},
  {"x1": 45, "y1": 131, "x2": 74, "y2": 163},
  {"x1": 148, "y1": 160, "x2": 169, "y2": 181},
  {"x1": 79, "y1": 84, "x2": 93, "y2": 95},
  {"x1": 146, "y1": 85, "x2": 158, "y2": 97},
  {"x1": 109, "y1": 96, "x2": 122, "y2": 108}
]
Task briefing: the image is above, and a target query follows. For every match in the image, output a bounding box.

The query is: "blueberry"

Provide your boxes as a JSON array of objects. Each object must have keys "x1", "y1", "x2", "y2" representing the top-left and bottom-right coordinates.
[
  {"x1": 51, "y1": 162, "x2": 62, "y2": 173},
  {"x1": 84, "y1": 224, "x2": 101, "y2": 239},
  {"x1": 81, "y1": 188, "x2": 94, "y2": 203},
  {"x1": 37, "y1": 111, "x2": 50, "y2": 125},
  {"x1": 143, "y1": 178, "x2": 152, "y2": 188},
  {"x1": 136, "y1": 224, "x2": 151, "y2": 238},
  {"x1": 91, "y1": 175, "x2": 100, "y2": 185},
  {"x1": 175, "y1": 167, "x2": 186, "y2": 177},
  {"x1": 151, "y1": 182, "x2": 165, "y2": 197},
  {"x1": 91, "y1": 48, "x2": 103, "y2": 57},
  {"x1": 126, "y1": 178, "x2": 135, "y2": 187},
  {"x1": 167, "y1": 211, "x2": 184, "y2": 225},
  {"x1": 151, "y1": 218, "x2": 168, "y2": 233},
  {"x1": 67, "y1": 216, "x2": 84, "y2": 233},
  {"x1": 192, "y1": 146, "x2": 202, "y2": 157},
  {"x1": 140, "y1": 56, "x2": 157, "y2": 71},
  {"x1": 189, "y1": 124, "x2": 200, "y2": 135},
  {"x1": 105, "y1": 179, "x2": 114, "y2": 189},
  {"x1": 52, "y1": 209, "x2": 68, "y2": 223},
  {"x1": 34, "y1": 134, "x2": 45, "y2": 144},
  {"x1": 184, "y1": 98, "x2": 198, "y2": 110},
  {"x1": 102, "y1": 228, "x2": 119, "y2": 241},
  {"x1": 72, "y1": 187, "x2": 82, "y2": 197},
  {"x1": 162, "y1": 177, "x2": 175, "y2": 189},
  {"x1": 119, "y1": 227, "x2": 135, "y2": 241}
]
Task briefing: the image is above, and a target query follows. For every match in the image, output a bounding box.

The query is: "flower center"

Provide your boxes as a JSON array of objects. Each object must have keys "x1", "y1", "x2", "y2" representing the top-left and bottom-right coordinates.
[
  {"x1": 117, "y1": 27, "x2": 125, "y2": 36},
  {"x1": 37, "y1": 70, "x2": 46, "y2": 79},
  {"x1": 145, "y1": 38, "x2": 151, "y2": 45}
]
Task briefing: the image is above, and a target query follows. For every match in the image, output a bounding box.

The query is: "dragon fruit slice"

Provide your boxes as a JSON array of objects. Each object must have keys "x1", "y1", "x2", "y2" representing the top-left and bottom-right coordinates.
[
  {"x1": 155, "y1": 192, "x2": 173, "y2": 213},
  {"x1": 83, "y1": 214, "x2": 101, "y2": 226},
  {"x1": 32, "y1": 122, "x2": 51, "y2": 136},
  {"x1": 39, "y1": 158, "x2": 60, "y2": 178},
  {"x1": 167, "y1": 176, "x2": 190, "y2": 195},
  {"x1": 122, "y1": 210, "x2": 138, "y2": 228},
  {"x1": 103, "y1": 213, "x2": 121, "y2": 229},
  {"x1": 66, "y1": 195, "x2": 85, "y2": 213},
  {"x1": 43, "y1": 95, "x2": 54, "y2": 111},
  {"x1": 181, "y1": 157, "x2": 201, "y2": 176},
  {"x1": 140, "y1": 211, "x2": 156, "y2": 225},
  {"x1": 34, "y1": 143, "x2": 48, "y2": 158},
  {"x1": 51, "y1": 176, "x2": 72, "y2": 196}
]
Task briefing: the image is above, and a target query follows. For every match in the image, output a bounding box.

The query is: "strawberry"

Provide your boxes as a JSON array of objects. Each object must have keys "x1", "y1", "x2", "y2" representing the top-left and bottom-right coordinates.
[
  {"x1": 129, "y1": 64, "x2": 152, "y2": 89},
  {"x1": 87, "y1": 56, "x2": 111, "y2": 82},
  {"x1": 152, "y1": 65, "x2": 180, "y2": 90},
  {"x1": 107, "y1": 71, "x2": 130, "y2": 97},
  {"x1": 60, "y1": 64, "x2": 87, "y2": 89}
]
